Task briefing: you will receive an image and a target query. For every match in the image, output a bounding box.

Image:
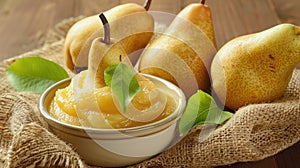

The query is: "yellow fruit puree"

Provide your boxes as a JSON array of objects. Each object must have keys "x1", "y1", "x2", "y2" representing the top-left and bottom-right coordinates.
[{"x1": 49, "y1": 72, "x2": 177, "y2": 129}]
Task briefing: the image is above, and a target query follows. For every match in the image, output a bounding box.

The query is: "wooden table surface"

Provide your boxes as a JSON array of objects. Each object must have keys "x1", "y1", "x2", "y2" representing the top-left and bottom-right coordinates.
[{"x1": 1, "y1": 0, "x2": 300, "y2": 167}]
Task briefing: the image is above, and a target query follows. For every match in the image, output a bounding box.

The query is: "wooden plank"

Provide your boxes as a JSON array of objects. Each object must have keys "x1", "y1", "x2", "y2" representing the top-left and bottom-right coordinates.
[
  {"x1": 51, "y1": 0, "x2": 76, "y2": 24},
  {"x1": 206, "y1": 0, "x2": 280, "y2": 49},
  {"x1": 152, "y1": 0, "x2": 181, "y2": 14},
  {"x1": 74, "y1": 0, "x2": 120, "y2": 16},
  {"x1": 271, "y1": 0, "x2": 300, "y2": 25},
  {"x1": 182, "y1": 0, "x2": 199, "y2": 9},
  {"x1": 275, "y1": 141, "x2": 300, "y2": 167},
  {"x1": 121, "y1": 0, "x2": 181, "y2": 14},
  {"x1": 221, "y1": 156, "x2": 277, "y2": 168},
  {"x1": 0, "y1": 0, "x2": 75, "y2": 59},
  {"x1": 0, "y1": 0, "x2": 122, "y2": 60}
]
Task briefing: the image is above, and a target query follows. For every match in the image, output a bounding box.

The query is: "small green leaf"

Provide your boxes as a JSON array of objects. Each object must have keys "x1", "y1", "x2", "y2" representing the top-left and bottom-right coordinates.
[
  {"x1": 104, "y1": 63, "x2": 140, "y2": 112},
  {"x1": 104, "y1": 64, "x2": 118, "y2": 87},
  {"x1": 179, "y1": 90, "x2": 233, "y2": 137},
  {"x1": 6, "y1": 57, "x2": 69, "y2": 94}
]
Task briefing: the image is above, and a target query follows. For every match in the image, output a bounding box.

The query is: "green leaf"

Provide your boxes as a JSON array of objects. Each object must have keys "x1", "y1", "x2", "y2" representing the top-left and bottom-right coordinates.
[
  {"x1": 6, "y1": 57, "x2": 69, "y2": 94},
  {"x1": 104, "y1": 63, "x2": 140, "y2": 112},
  {"x1": 179, "y1": 90, "x2": 233, "y2": 137},
  {"x1": 104, "y1": 64, "x2": 118, "y2": 87}
]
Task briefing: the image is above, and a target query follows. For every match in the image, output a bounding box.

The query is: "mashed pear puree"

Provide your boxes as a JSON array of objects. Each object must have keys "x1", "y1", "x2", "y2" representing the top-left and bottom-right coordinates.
[{"x1": 49, "y1": 71, "x2": 178, "y2": 129}]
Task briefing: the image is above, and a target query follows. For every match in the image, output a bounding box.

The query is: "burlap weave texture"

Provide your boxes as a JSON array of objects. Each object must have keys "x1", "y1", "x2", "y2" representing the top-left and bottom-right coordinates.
[{"x1": 0, "y1": 17, "x2": 299, "y2": 168}]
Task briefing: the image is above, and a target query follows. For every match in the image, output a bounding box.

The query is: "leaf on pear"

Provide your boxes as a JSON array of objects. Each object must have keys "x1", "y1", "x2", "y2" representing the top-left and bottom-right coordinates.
[
  {"x1": 104, "y1": 63, "x2": 140, "y2": 112},
  {"x1": 104, "y1": 64, "x2": 118, "y2": 87}
]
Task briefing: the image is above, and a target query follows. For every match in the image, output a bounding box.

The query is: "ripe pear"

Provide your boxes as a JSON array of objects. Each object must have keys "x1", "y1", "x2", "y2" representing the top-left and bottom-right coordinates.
[
  {"x1": 85, "y1": 13, "x2": 167, "y2": 123},
  {"x1": 138, "y1": 0, "x2": 217, "y2": 97},
  {"x1": 211, "y1": 23, "x2": 300, "y2": 110},
  {"x1": 85, "y1": 13, "x2": 151, "y2": 89},
  {"x1": 87, "y1": 37, "x2": 127, "y2": 88},
  {"x1": 64, "y1": 0, "x2": 154, "y2": 72},
  {"x1": 86, "y1": 14, "x2": 127, "y2": 88}
]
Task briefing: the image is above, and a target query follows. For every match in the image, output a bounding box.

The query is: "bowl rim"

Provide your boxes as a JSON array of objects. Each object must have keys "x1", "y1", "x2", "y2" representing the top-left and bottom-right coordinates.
[{"x1": 39, "y1": 73, "x2": 186, "y2": 135}]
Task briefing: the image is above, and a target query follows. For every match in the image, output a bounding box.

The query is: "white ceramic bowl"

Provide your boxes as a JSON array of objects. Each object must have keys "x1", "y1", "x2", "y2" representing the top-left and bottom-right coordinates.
[{"x1": 39, "y1": 74, "x2": 186, "y2": 167}]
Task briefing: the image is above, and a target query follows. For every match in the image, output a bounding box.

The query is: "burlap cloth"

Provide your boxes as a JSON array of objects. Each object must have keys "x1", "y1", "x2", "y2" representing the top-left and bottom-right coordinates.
[{"x1": 1, "y1": 17, "x2": 300, "y2": 168}]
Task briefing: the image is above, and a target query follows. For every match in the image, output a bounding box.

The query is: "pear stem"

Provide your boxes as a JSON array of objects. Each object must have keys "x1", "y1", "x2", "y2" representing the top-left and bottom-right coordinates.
[
  {"x1": 99, "y1": 13, "x2": 110, "y2": 44},
  {"x1": 144, "y1": 0, "x2": 152, "y2": 11},
  {"x1": 201, "y1": 0, "x2": 206, "y2": 5}
]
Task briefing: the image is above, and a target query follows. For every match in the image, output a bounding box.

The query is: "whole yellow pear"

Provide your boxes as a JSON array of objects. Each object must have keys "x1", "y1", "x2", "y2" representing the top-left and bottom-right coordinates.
[
  {"x1": 211, "y1": 23, "x2": 300, "y2": 110},
  {"x1": 139, "y1": 1, "x2": 217, "y2": 97}
]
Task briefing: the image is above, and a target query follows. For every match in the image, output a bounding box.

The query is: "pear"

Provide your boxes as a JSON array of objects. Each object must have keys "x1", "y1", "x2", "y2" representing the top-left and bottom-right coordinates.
[
  {"x1": 138, "y1": 0, "x2": 217, "y2": 97},
  {"x1": 64, "y1": 0, "x2": 154, "y2": 72},
  {"x1": 85, "y1": 14, "x2": 126, "y2": 87},
  {"x1": 211, "y1": 23, "x2": 300, "y2": 110},
  {"x1": 87, "y1": 13, "x2": 167, "y2": 123}
]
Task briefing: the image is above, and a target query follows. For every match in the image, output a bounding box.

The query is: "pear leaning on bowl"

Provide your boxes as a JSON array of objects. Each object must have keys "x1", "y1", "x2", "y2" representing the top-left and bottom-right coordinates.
[{"x1": 211, "y1": 23, "x2": 300, "y2": 110}]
